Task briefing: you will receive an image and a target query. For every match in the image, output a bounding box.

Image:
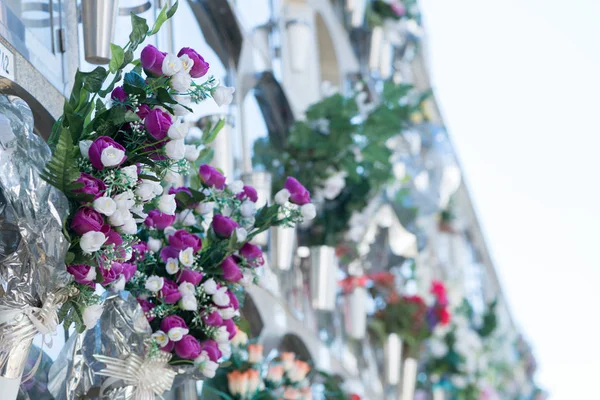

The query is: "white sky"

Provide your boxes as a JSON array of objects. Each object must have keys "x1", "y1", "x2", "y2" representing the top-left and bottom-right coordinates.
[{"x1": 419, "y1": 0, "x2": 600, "y2": 398}]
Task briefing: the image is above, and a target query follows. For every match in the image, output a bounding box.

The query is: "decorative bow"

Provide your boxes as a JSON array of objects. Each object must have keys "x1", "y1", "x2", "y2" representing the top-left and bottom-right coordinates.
[
  {"x1": 339, "y1": 276, "x2": 369, "y2": 294},
  {"x1": 95, "y1": 350, "x2": 176, "y2": 400}
]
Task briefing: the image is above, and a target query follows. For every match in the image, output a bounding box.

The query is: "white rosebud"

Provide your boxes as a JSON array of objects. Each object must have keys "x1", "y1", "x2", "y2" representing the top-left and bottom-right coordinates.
[
  {"x1": 80, "y1": 231, "x2": 106, "y2": 253},
  {"x1": 109, "y1": 208, "x2": 132, "y2": 227},
  {"x1": 239, "y1": 271, "x2": 253, "y2": 288},
  {"x1": 147, "y1": 237, "x2": 163, "y2": 253},
  {"x1": 158, "y1": 193, "x2": 177, "y2": 215},
  {"x1": 84, "y1": 266, "x2": 97, "y2": 282},
  {"x1": 202, "y1": 278, "x2": 218, "y2": 295},
  {"x1": 179, "y1": 247, "x2": 194, "y2": 267},
  {"x1": 145, "y1": 275, "x2": 164, "y2": 292},
  {"x1": 79, "y1": 140, "x2": 93, "y2": 159},
  {"x1": 184, "y1": 144, "x2": 201, "y2": 161},
  {"x1": 172, "y1": 95, "x2": 191, "y2": 116},
  {"x1": 165, "y1": 139, "x2": 186, "y2": 160},
  {"x1": 165, "y1": 257, "x2": 180, "y2": 275},
  {"x1": 195, "y1": 202, "x2": 214, "y2": 215},
  {"x1": 82, "y1": 304, "x2": 103, "y2": 330},
  {"x1": 168, "y1": 327, "x2": 189, "y2": 342},
  {"x1": 119, "y1": 217, "x2": 138, "y2": 234},
  {"x1": 240, "y1": 200, "x2": 256, "y2": 218},
  {"x1": 134, "y1": 183, "x2": 154, "y2": 202},
  {"x1": 111, "y1": 275, "x2": 126, "y2": 292},
  {"x1": 130, "y1": 204, "x2": 148, "y2": 223},
  {"x1": 164, "y1": 226, "x2": 177, "y2": 237},
  {"x1": 178, "y1": 282, "x2": 195, "y2": 296},
  {"x1": 152, "y1": 330, "x2": 169, "y2": 347},
  {"x1": 274, "y1": 188, "x2": 290, "y2": 205},
  {"x1": 114, "y1": 190, "x2": 136, "y2": 209},
  {"x1": 212, "y1": 287, "x2": 230, "y2": 307},
  {"x1": 167, "y1": 120, "x2": 189, "y2": 140},
  {"x1": 179, "y1": 54, "x2": 195, "y2": 73},
  {"x1": 218, "y1": 342, "x2": 232, "y2": 359},
  {"x1": 179, "y1": 295, "x2": 198, "y2": 311},
  {"x1": 228, "y1": 180, "x2": 244, "y2": 194},
  {"x1": 162, "y1": 53, "x2": 182, "y2": 76},
  {"x1": 198, "y1": 358, "x2": 219, "y2": 378},
  {"x1": 300, "y1": 203, "x2": 316, "y2": 221},
  {"x1": 170, "y1": 70, "x2": 192, "y2": 92},
  {"x1": 214, "y1": 326, "x2": 229, "y2": 343},
  {"x1": 100, "y1": 146, "x2": 126, "y2": 168},
  {"x1": 120, "y1": 165, "x2": 138, "y2": 185},
  {"x1": 164, "y1": 170, "x2": 183, "y2": 186},
  {"x1": 218, "y1": 307, "x2": 236, "y2": 320},
  {"x1": 179, "y1": 211, "x2": 196, "y2": 227},
  {"x1": 92, "y1": 196, "x2": 117, "y2": 216},
  {"x1": 235, "y1": 227, "x2": 247, "y2": 243},
  {"x1": 212, "y1": 86, "x2": 235, "y2": 107}
]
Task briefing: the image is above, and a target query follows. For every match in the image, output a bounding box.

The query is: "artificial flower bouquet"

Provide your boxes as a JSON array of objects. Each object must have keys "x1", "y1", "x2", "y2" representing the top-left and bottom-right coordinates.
[
  {"x1": 123, "y1": 168, "x2": 313, "y2": 377},
  {"x1": 370, "y1": 280, "x2": 451, "y2": 356},
  {"x1": 203, "y1": 328, "x2": 313, "y2": 399},
  {"x1": 253, "y1": 81, "x2": 426, "y2": 248}
]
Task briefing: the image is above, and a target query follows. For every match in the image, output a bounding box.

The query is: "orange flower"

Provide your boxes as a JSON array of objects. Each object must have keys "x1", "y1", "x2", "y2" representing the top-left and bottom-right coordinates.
[
  {"x1": 280, "y1": 352, "x2": 295, "y2": 370},
  {"x1": 247, "y1": 343, "x2": 264, "y2": 364},
  {"x1": 227, "y1": 370, "x2": 249, "y2": 395},
  {"x1": 246, "y1": 369, "x2": 261, "y2": 394},
  {"x1": 267, "y1": 365, "x2": 284, "y2": 383},
  {"x1": 288, "y1": 360, "x2": 311, "y2": 382}
]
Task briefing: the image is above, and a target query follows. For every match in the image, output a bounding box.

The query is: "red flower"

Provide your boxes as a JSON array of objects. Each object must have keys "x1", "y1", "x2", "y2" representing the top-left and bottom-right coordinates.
[
  {"x1": 350, "y1": 395, "x2": 361, "y2": 400},
  {"x1": 438, "y1": 307, "x2": 451, "y2": 325},
  {"x1": 430, "y1": 280, "x2": 448, "y2": 305},
  {"x1": 368, "y1": 271, "x2": 395, "y2": 288}
]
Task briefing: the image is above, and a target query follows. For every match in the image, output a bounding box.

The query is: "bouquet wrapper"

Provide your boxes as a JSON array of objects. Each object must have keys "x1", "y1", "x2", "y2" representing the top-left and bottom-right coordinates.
[
  {"x1": 0, "y1": 95, "x2": 70, "y2": 398},
  {"x1": 48, "y1": 291, "x2": 177, "y2": 400}
]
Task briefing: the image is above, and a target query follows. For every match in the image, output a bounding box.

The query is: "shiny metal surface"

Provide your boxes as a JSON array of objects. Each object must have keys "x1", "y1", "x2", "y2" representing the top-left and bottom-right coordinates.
[
  {"x1": 384, "y1": 333, "x2": 402, "y2": 386},
  {"x1": 270, "y1": 226, "x2": 297, "y2": 271},
  {"x1": 343, "y1": 286, "x2": 368, "y2": 339},
  {"x1": 309, "y1": 246, "x2": 339, "y2": 311},
  {"x1": 81, "y1": 0, "x2": 117, "y2": 64}
]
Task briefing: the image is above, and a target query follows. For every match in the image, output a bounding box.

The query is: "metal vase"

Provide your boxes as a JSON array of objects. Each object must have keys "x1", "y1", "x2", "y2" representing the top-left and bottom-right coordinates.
[
  {"x1": 270, "y1": 226, "x2": 297, "y2": 271},
  {"x1": 197, "y1": 114, "x2": 235, "y2": 180},
  {"x1": 384, "y1": 333, "x2": 403, "y2": 386},
  {"x1": 0, "y1": 338, "x2": 34, "y2": 400},
  {"x1": 309, "y1": 246, "x2": 339, "y2": 311},
  {"x1": 241, "y1": 172, "x2": 272, "y2": 247},
  {"x1": 81, "y1": 0, "x2": 118, "y2": 64},
  {"x1": 343, "y1": 286, "x2": 368, "y2": 339},
  {"x1": 399, "y1": 357, "x2": 418, "y2": 400}
]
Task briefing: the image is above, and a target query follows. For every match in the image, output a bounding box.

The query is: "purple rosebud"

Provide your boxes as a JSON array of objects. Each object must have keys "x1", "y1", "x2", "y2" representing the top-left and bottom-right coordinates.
[
  {"x1": 71, "y1": 206, "x2": 104, "y2": 235},
  {"x1": 111, "y1": 86, "x2": 127, "y2": 103},
  {"x1": 131, "y1": 241, "x2": 148, "y2": 261},
  {"x1": 198, "y1": 164, "x2": 226, "y2": 189},
  {"x1": 145, "y1": 210, "x2": 176, "y2": 230},
  {"x1": 177, "y1": 47, "x2": 210, "y2": 78},
  {"x1": 162, "y1": 340, "x2": 175, "y2": 353},
  {"x1": 177, "y1": 269, "x2": 203, "y2": 285},
  {"x1": 73, "y1": 173, "x2": 106, "y2": 199},
  {"x1": 159, "y1": 279, "x2": 182, "y2": 304},
  {"x1": 390, "y1": 2, "x2": 406, "y2": 17},
  {"x1": 137, "y1": 104, "x2": 152, "y2": 119},
  {"x1": 99, "y1": 262, "x2": 123, "y2": 285},
  {"x1": 239, "y1": 243, "x2": 264, "y2": 268},
  {"x1": 284, "y1": 177, "x2": 311, "y2": 205},
  {"x1": 236, "y1": 185, "x2": 258, "y2": 202},
  {"x1": 160, "y1": 246, "x2": 179, "y2": 262},
  {"x1": 201, "y1": 339, "x2": 222, "y2": 362},
  {"x1": 175, "y1": 335, "x2": 202, "y2": 360},
  {"x1": 88, "y1": 136, "x2": 127, "y2": 170},
  {"x1": 169, "y1": 187, "x2": 195, "y2": 209},
  {"x1": 121, "y1": 262, "x2": 137, "y2": 281},
  {"x1": 160, "y1": 315, "x2": 188, "y2": 332},
  {"x1": 168, "y1": 230, "x2": 202, "y2": 252},
  {"x1": 203, "y1": 310, "x2": 223, "y2": 327},
  {"x1": 226, "y1": 290, "x2": 239, "y2": 310},
  {"x1": 101, "y1": 224, "x2": 123, "y2": 247},
  {"x1": 141, "y1": 44, "x2": 166, "y2": 76},
  {"x1": 145, "y1": 108, "x2": 172, "y2": 141},
  {"x1": 221, "y1": 256, "x2": 243, "y2": 282},
  {"x1": 211, "y1": 214, "x2": 239, "y2": 238},
  {"x1": 66, "y1": 264, "x2": 96, "y2": 288},
  {"x1": 223, "y1": 319, "x2": 236, "y2": 339},
  {"x1": 138, "y1": 298, "x2": 156, "y2": 322}
]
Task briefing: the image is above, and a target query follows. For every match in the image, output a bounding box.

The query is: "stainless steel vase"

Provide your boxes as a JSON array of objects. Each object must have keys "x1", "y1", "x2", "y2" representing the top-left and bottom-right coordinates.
[
  {"x1": 309, "y1": 246, "x2": 339, "y2": 311},
  {"x1": 81, "y1": 0, "x2": 118, "y2": 64},
  {"x1": 343, "y1": 286, "x2": 368, "y2": 339}
]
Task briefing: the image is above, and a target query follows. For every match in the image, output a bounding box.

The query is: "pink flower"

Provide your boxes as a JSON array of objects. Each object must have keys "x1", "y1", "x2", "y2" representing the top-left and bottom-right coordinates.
[
  {"x1": 239, "y1": 243, "x2": 264, "y2": 267},
  {"x1": 175, "y1": 335, "x2": 202, "y2": 359},
  {"x1": 227, "y1": 290, "x2": 239, "y2": 310},
  {"x1": 145, "y1": 210, "x2": 176, "y2": 230},
  {"x1": 221, "y1": 256, "x2": 242, "y2": 282},
  {"x1": 145, "y1": 108, "x2": 172, "y2": 141},
  {"x1": 67, "y1": 264, "x2": 96, "y2": 287},
  {"x1": 120, "y1": 262, "x2": 137, "y2": 281},
  {"x1": 99, "y1": 262, "x2": 123, "y2": 285},
  {"x1": 160, "y1": 246, "x2": 179, "y2": 262},
  {"x1": 141, "y1": 44, "x2": 166, "y2": 76},
  {"x1": 160, "y1": 315, "x2": 188, "y2": 332},
  {"x1": 201, "y1": 339, "x2": 222, "y2": 362},
  {"x1": 138, "y1": 298, "x2": 156, "y2": 322},
  {"x1": 130, "y1": 242, "x2": 148, "y2": 262},
  {"x1": 136, "y1": 104, "x2": 152, "y2": 120},
  {"x1": 212, "y1": 214, "x2": 239, "y2": 238},
  {"x1": 284, "y1": 177, "x2": 311, "y2": 205},
  {"x1": 111, "y1": 86, "x2": 127, "y2": 103},
  {"x1": 71, "y1": 206, "x2": 104, "y2": 235},
  {"x1": 162, "y1": 340, "x2": 175, "y2": 353},
  {"x1": 202, "y1": 310, "x2": 223, "y2": 327},
  {"x1": 159, "y1": 279, "x2": 182, "y2": 304},
  {"x1": 88, "y1": 136, "x2": 127, "y2": 170},
  {"x1": 73, "y1": 173, "x2": 106, "y2": 199},
  {"x1": 101, "y1": 225, "x2": 123, "y2": 247},
  {"x1": 177, "y1": 47, "x2": 210, "y2": 78},
  {"x1": 236, "y1": 185, "x2": 258, "y2": 202},
  {"x1": 223, "y1": 319, "x2": 236, "y2": 339},
  {"x1": 390, "y1": 2, "x2": 406, "y2": 17},
  {"x1": 199, "y1": 164, "x2": 226, "y2": 189},
  {"x1": 177, "y1": 269, "x2": 203, "y2": 285},
  {"x1": 168, "y1": 230, "x2": 202, "y2": 252}
]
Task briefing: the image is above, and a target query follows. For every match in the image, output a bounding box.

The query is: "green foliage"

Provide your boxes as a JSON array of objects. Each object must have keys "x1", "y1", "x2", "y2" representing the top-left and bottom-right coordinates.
[
  {"x1": 40, "y1": 127, "x2": 83, "y2": 197},
  {"x1": 57, "y1": 284, "x2": 101, "y2": 333},
  {"x1": 109, "y1": 44, "x2": 125, "y2": 74},
  {"x1": 149, "y1": 0, "x2": 179, "y2": 36}
]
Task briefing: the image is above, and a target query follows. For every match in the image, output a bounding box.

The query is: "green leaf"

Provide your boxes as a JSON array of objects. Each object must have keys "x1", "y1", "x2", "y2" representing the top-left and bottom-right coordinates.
[
  {"x1": 109, "y1": 44, "x2": 125, "y2": 73},
  {"x1": 129, "y1": 14, "x2": 149, "y2": 49},
  {"x1": 80, "y1": 67, "x2": 108, "y2": 94},
  {"x1": 138, "y1": 173, "x2": 160, "y2": 182},
  {"x1": 201, "y1": 118, "x2": 224, "y2": 144},
  {"x1": 156, "y1": 87, "x2": 178, "y2": 104},
  {"x1": 40, "y1": 127, "x2": 82, "y2": 195},
  {"x1": 149, "y1": 0, "x2": 179, "y2": 35},
  {"x1": 196, "y1": 147, "x2": 214, "y2": 164},
  {"x1": 95, "y1": 98, "x2": 107, "y2": 115}
]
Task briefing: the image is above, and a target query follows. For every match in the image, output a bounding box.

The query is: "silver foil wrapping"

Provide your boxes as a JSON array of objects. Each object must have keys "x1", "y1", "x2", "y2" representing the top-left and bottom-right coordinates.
[
  {"x1": 0, "y1": 95, "x2": 69, "y2": 382},
  {"x1": 48, "y1": 291, "x2": 163, "y2": 399}
]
